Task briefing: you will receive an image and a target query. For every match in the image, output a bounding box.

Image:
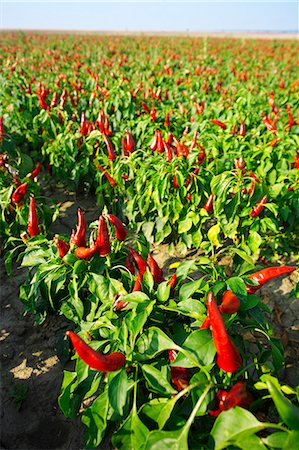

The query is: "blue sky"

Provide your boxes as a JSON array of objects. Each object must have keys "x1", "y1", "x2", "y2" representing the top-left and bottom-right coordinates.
[{"x1": 0, "y1": 1, "x2": 298, "y2": 32}]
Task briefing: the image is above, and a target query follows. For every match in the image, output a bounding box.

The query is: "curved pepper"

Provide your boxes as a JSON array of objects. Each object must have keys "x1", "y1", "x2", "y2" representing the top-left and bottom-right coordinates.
[
  {"x1": 96, "y1": 215, "x2": 111, "y2": 256},
  {"x1": 12, "y1": 182, "x2": 28, "y2": 205},
  {"x1": 75, "y1": 245, "x2": 97, "y2": 260},
  {"x1": 210, "y1": 119, "x2": 227, "y2": 130},
  {"x1": 54, "y1": 237, "x2": 70, "y2": 258},
  {"x1": 66, "y1": 331, "x2": 125, "y2": 372},
  {"x1": 103, "y1": 214, "x2": 127, "y2": 241},
  {"x1": 96, "y1": 164, "x2": 117, "y2": 187},
  {"x1": 147, "y1": 253, "x2": 164, "y2": 283},
  {"x1": 203, "y1": 194, "x2": 214, "y2": 213},
  {"x1": 128, "y1": 247, "x2": 148, "y2": 275},
  {"x1": 168, "y1": 349, "x2": 189, "y2": 392},
  {"x1": 249, "y1": 195, "x2": 267, "y2": 218},
  {"x1": 209, "y1": 382, "x2": 253, "y2": 417},
  {"x1": 70, "y1": 208, "x2": 86, "y2": 247},
  {"x1": 207, "y1": 292, "x2": 242, "y2": 373}
]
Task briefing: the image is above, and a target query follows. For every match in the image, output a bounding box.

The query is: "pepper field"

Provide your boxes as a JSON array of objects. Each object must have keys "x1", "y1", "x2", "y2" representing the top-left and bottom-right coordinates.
[{"x1": 0, "y1": 32, "x2": 299, "y2": 450}]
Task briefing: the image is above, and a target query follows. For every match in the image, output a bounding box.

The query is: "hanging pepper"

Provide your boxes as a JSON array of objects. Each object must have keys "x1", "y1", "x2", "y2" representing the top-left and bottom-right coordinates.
[
  {"x1": 70, "y1": 208, "x2": 86, "y2": 247},
  {"x1": 163, "y1": 140, "x2": 173, "y2": 162},
  {"x1": 203, "y1": 194, "x2": 214, "y2": 213},
  {"x1": 286, "y1": 105, "x2": 295, "y2": 129},
  {"x1": 147, "y1": 253, "x2": 164, "y2": 283},
  {"x1": 124, "y1": 129, "x2": 135, "y2": 153},
  {"x1": 210, "y1": 119, "x2": 227, "y2": 130},
  {"x1": 11, "y1": 182, "x2": 28, "y2": 205},
  {"x1": 103, "y1": 133, "x2": 116, "y2": 160},
  {"x1": 249, "y1": 172, "x2": 261, "y2": 184},
  {"x1": 103, "y1": 214, "x2": 127, "y2": 241},
  {"x1": 29, "y1": 162, "x2": 41, "y2": 179},
  {"x1": 27, "y1": 197, "x2": 40, "y2": 237},
  {"x1": 246, "y1": 266, "x2": 296, "y2": 294},
  {"x1": 75, "y1": 245, "x2": 97, "y2": 260},
  {"x1": 173, "y1": 173, "x2": 179, "y2": 189},
  {"x1": 96, "y1": 164, "x2": 117, "y2": 187},
  {"x1": 200, "y1": 316, "x2": 211, "y2": 329},
  {"x1": 125, "y1": 252, "x2": 135, "y2": 274},
  {"x1": 96, "y1": 215, "x2": 111, "y2": 256},
  {"x1": 128, "y1": 247, "x2": 148, "y2": 275},
  {"x1": 66, "y1": 331, "x2": 125, "y2": 372},
  {"x1": 239, "y1": 120, "x2": 245, "y2": 136},
  {"x1": 132, "y1": 272, "x2": 143, "y2": 292},
  {"x1": 207, "y1": 292, "x2": 242, "y2": 373},
  {"x1": 150, "y1": 130, "x2": 159, "y2": 151},
  {"x1": 250, "y1": 195, "x2": 267, "y2": 218},
  {"x1": 167, "y1": 273, "x2": 177, "y2": 290},
  {"x1": 54, "y1": 237, "x2": 70, "y2": 258},
  {"x1": 209, "y1": 382, "x2": 253, "y2": 417},
  {"x1": 220, "y1": 266, "x2": 296, "y2": 314},
  {"x1": 168, "y1": 350, "x2": 189, "y2": 391}
]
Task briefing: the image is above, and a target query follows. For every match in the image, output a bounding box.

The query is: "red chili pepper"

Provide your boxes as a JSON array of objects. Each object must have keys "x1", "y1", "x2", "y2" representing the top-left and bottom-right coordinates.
[
  {"x1": 121, "y1": 136, "x2": 129, "y2": 157},
  {"x1": 249, "y1": 172, "x2": 261, "y2": 184},
  {"x1": 132, "y1": 272, "x2": 143, "y2": 292},
  {"x1": 128, "y1": 247, "x2": 148, "y2": 275},
  {"x1": 203, "y1": 194, "x2": 214, "y2": 213},
  {"x1": 239, "y1": 120, "x2": 245, "y2": 136},
  {"x1": 75, "y1": 245, "x2": 97, "y2": 260},
  {"x1": 11, "y1": 182, "x2": 28, "y2": 205},
  {"x1": 150, "y1": 130, "x2": 159, "y2": 151},
  {"x1": 165, "y1": 112, "x2": 170, "y2": 127},
  {"x1": 286, "y1": 104, "x2": 295, "y2": 129},
  {"x1": 125, "y1": 252, "x2": 135, "y2": 274},
  {"x1": 147, "y1": 253, "x2": 164, "y2": 283},
  {"x1": 124, "y1": 129, "x2": 135, "y2": 153},
  {"x1": 261, "y1": 113, "x2": 276, "y2": 132},
  {"x1": 200, "y1": 316, "x2": 211, "y2": 329},
  {"x1": 70, "y1": 208, "x2": 86, "y2": 247},
  {"x1": 66, "y1": 331, "x2": 125, "y2": 372},
  {"x1": 96, "y1": 216, "x2": 111, "y2": 256},
  {"x1": 167, "y1": 273, "x2": 177, "y2": 290},
  {"x1": 29, "y1": 162, "x2": 41, "y2": 179},
  {"x1": 50, "y1": 91, "x2": 59, "y2": 108},
  {"x1": 103, "y1": 214, "x2": 127, "y2": 241},
  {"x1": 269, "y1": 138, "x2": 280, "y2": 147},
  {"x1": 54, "y1": 237, "x2": 70, "y2": 258},
  {"x1": 80, "y1": 111, "x2": 88, "y2": 136},
  {"x1": 209, "y1": 382, "x2": 253, "y2": 417},
  {"x1": 163, "y1": 140, "x2": 173, "y2": 162},
  {"x1": 96, "y1": 165, "x2": 117, "y2": 187},
  {"x1": 190, "y1": 130, "x2": 197, "y2": 151},
  {"x1": 249, "y1": 195, "x2": 267, "y2": 218},
  {"x1": 173, "y1": 173, "x2": 179, "y2": 189},
  {"x1": 168, "y1": 350, "x2": 189, "y2": 391},
  {"x1": 27, "y1": 196, "x2": 40, "y2": 237},
  {"x1": 156, "y1": 131, "x2": 164, "y2": 153},
  {"x1": 231, "y1": 124, "x2": 237, "y2": 136},
  {"x1": 0, "y1": 116, "x2": 5, "y2": 142},
  {"x1": 103, "y1": 133, "x2": 116, "y2": 160},
  {"x1": 207, "y1": 292, "x2": 242, "y2": 373},
  {"x1": 210, "y1": 119, "x2": 227, "y2": 130},
  {"x1": 249, "y1": 180, "x2": 255, "y2": 197},
  {"x1": 234, "y1": 157, "x2": 246, "y2": 172},
  {"x1": 219, "y1": 291, "x2": 240, "y2": 315},
  {"x1": 150, "y1": 105, "x2": 157, "y2": 122},
  {"x1": 246, "y1": 266, "x2": 297, "y2": 294}
]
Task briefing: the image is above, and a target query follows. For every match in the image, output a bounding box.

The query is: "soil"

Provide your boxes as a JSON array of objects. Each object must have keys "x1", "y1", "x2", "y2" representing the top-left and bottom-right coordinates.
[{"x1": 1, "y1": 187, "x2": 298, "y2": 450}]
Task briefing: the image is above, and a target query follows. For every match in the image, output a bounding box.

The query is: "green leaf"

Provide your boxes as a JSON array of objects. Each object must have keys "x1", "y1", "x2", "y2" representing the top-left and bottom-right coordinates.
[
  {"x1": 157, "y1": 282, "x2": 171, "y2": 303},
  {"x1": 144, "y1": 427, "x2": 188, "y2": 450},
  {"x1": 210, "y1": 407, "x2": 268, "y2": 450},
  {"x1": 262, "y1": 431, "x2": 289, "y2": 448},
  {"x1": 282, "y1": 431, "x2": 299, "y2": 449},
  {"x1": 207, "y1": 223, "x2": 221, "y2": 247},
  {"x1": 21, "y1": 249, "x2": 47, "y2": 267},
  {"x1": 68, "y1": 277, "x2": 84, "y2": 321},
  {"x1": 175, "y1": 260, "x2": 196, "y2": 279},
  {"x1": 264, "y1": 376, "x2": 299, "y2": 430},
  {"x1": 135, "y1": 327, "x2": 179, "y2": 361},
  {"x1": 231, "y1": 248, "x2": 254, "y2": 265},
  {"x1": 112, "y1": 407, "x2": 149, "y2": 450},
  {"x1": 226, "y1": 277, "x2": 248, "y2": 296},
  {"x1": 108, "y1": 369, "x2": 130, "y2": 417},
  {"x1": 190, "y1": 371, "x2": 212, "y2": 416},
  {"x1": 58, "y1": 371, "x2": 80, "y2": 419},
  {"x1": 82, "y1": 390, "x2": 109, "y2": 448},
  {"x1": 142, "y1": 364, "x2": 177, "y2": 395},
  {"x1": 178, "y1": 217, "x2": 192, "y2": 234},
  {"x1": 178, "y1": 278, "x2": 205, "y2": 302},
  {"x1": 172, "y1": 330, "x2": 215, "y2": 368}
]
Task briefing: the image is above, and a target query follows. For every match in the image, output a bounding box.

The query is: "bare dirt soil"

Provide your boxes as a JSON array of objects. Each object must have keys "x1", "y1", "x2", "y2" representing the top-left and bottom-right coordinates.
[{"x1": 1, "y1": 188, "x2": 298, "y2": 450}]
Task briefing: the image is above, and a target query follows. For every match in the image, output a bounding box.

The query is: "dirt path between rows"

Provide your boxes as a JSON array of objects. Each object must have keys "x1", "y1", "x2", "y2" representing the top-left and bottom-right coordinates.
[{"x1": 1, "y1": 188, "x2": 298, "y2": 450}]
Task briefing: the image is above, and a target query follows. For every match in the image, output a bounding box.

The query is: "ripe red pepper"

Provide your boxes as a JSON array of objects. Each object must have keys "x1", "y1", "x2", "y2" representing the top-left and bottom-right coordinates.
[
  {"x1": 54, "y1": 237, "x2": 70, "y2": 258},
  {"x1": 209, "y1": 382, "x2": 253, "y2": 417},
  {"x1": 163, "y1": 140, "x2": 173, "y2": 162},
  {"x1": 200, "y1": 316, "x2": 211, "y2": 329},
  {"x1": 173, "y1": 173, "x2": 179, "y2": 189},
  {"x1": 75, "y1": 245, "x2": 97, "y2": 260},
  {"x1": 164, "y1": 112, "x2": 170, "y2": 127},
  {"x1": 124, "y1": 129, "x2": 135, "y2": 153},
  {"x1": 132, "y1": 272, "x2": 143, "y2": 291},
  {"x1": 125, "y1": 252, "x2": 135, "y2": 274},
  {"x1": 147, "y1": 253, "x2": 164, "y2": 283},
  {"x1": 286, "y1": 104, "x2": 295, "y2": 129},
  {"x1": 29, "y1": 162, "x2": 41, "y2": 179},
  {"x1": 219, "y1": 290, "x2": 240, "y2": 315},
  {"x1": 128, "y1": 247, "x2": 148, "y2": 275},
  {"x1": 80, "y1": 111, "x2": 88, "y2": 136},
  {"x1": 103, "y1": 214, "x2": 127, "y2": 241},
  {"x1": 96, "y1": 216, "x2": 111, "y2": 256},
  {"x1": 96, "y1": 165, "x2": 117, "y2": 187},
  {"x1": 203, "y1": 194, "x2": 214, "y2": 213},
  {"x1": 249, "y1": 172, "x2": 261, "y2": 184},
  {"x1": 70, "y1": 208, "x2": 86, "y2": 247},
  {"x1": 231, "y1": 124, "x2": 237, "y2": 136},
  {"x1": 249, "y1": 180, "x2": 255, "y2": 197},
  {"x1": 66, "y1": 331, "x2": 125, "y2": 372},
  {"x1": 239, "y1": 120, "x2": 245, "y2": 136},
  {"x1": 121, "y1": 136, "x2": 129, "y2": 157},
  {"x1": 0, "y1": 116, "x2": 5, "y2": 142},
  {"x1": 103, "y1": 133, "x2": 116, "y2": 160},
  {"x1": 269, "y1": 138, "x2": 280, "y2": 147},
  {"x1": 11, "y1": 181, "x2": 28, "y2": 205},
  {"x1": 246, "y1": 266, "x2": 297, "y2": 294},
  {"x1": 27, "y1": 196, "x2": 40, "y2": 237},
  {"x1": 261, "y1": 113, "x2": 276, "y2": 132},
  {"x1": 249, "y1": 195, "x2": 267, "y2": 218},
  {"x1": 150, "y1": 130, "x2": 159, "y2": 151},
  {"x1": 207, "y1": 292, "x2": 242, "y2": 373},
  {"x1": 167, "y1": 273, "x2": 177, "y2": 290},
  {"x1": 168, "y1": 350, "x2": 189, "y2": 391},
  {"x1": 210, "y1": 119, "x2": 227, "y2": 130}
]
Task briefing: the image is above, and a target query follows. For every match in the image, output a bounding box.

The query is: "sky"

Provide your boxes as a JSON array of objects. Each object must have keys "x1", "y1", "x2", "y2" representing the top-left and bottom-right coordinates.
[{"x1": 0, "y1": 1, "x2": 298, "y2": 33}]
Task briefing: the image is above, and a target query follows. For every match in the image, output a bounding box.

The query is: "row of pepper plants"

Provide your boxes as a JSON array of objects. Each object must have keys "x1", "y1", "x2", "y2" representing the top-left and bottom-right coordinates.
[{"x1": 0, "y1": 32, "x2": 299, "y2": 449}]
